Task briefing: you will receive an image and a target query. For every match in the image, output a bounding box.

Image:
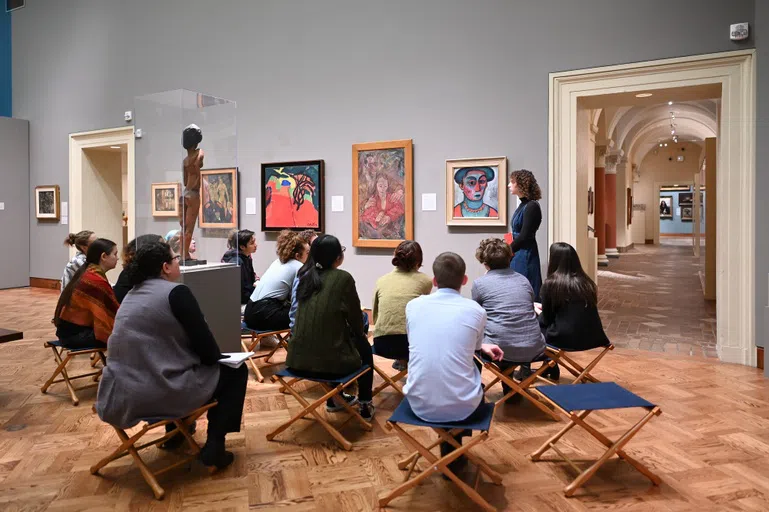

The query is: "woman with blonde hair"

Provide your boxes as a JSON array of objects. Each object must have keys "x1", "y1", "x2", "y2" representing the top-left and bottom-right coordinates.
[
  {"x1": 508, "y1": 169, "x2": 543, "y2": 299},
  {"x1": 61, "y1": 230, "x2": 96, "y2": 290},
  {"x1": 243, "y1": 230, "x2": 309, "y2": 331}
]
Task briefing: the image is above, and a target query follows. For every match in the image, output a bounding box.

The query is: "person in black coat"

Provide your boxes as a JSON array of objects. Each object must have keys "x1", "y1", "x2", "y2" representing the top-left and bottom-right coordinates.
[
  {"x1": 113, "y1": 234, "x2": 163, "y2": 304},
  {"x1": 221, "y1": 229, "x2": 258, "y2": 305},
  {"x1": 538, "y1": 242, "x2": 611, "y2": 380}
]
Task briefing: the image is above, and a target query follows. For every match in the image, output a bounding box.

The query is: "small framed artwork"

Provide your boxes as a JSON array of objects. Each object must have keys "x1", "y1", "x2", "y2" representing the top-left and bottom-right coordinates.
[
  {"x1": 199, "y1": 168, "x2": 238, "y2": 229},
  {"x1": 660, "y1": 184, "x2": 690, "y2": 192},
  {"x1": 445, "y1": 157, "x2": 507, "y2": 226},
  {"x1": 151, "y1": 182, "x2": 181, "y2": 217},
  {"x1": 352, "y1": 139, "x2": 413, "y2": 248},
  {"x1": 35, "y1": 185, "x2": 60, "y2": 220},
  {"x1": 659, "y1": 195, "x2": 673, "y2": 219},
  {"x1": 588, "y1": 187, "x2": 594, "y2": 215},
  {"x1": 626, "y1": 187, "x2": 633, "y2": 226},
  {"x1": 678, "y1": 192, "x2": 693, "y2": 207},
  {"x1": 681, "y1": 206, "x2": 693, "y2": 221},
  {"x1": 261, "y1": 160, "x2": 324, "y2": 232}
]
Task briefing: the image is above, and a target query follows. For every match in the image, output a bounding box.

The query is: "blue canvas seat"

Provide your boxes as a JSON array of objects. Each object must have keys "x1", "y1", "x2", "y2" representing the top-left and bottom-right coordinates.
[
  {"x1": 239, "y1": 321, "x2": 290, "y2": 382},
  {"x1": 380, "y1": 397, "x2": 502, "y2": 512},
  {"x1": 40, "y1": 340, "x2": 107, "y2": 406},
  {"x1": 266, "y1": 365, "x2": 372, "y2": 451},
  {"x1": 530, "y1": 382, "x2": 662, "y2": 497}
]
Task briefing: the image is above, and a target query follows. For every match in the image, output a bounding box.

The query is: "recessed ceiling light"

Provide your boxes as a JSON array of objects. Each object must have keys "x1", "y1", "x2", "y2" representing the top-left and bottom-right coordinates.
[
  {"x1": 671, "y1": 130, "x2": 676, "y2": 135},
  {"x1": 664, "y1": 143, "x2": 668, "y2": 147},
  {"x1": 668, "y1": 101, "x2": 673, "y2": 105},
  {"x1": 635, "y1": 93, "x2": 653, "y2": 98},
  {"x1": 110, "y1": 146, "x2": 121, "y2": 149}
]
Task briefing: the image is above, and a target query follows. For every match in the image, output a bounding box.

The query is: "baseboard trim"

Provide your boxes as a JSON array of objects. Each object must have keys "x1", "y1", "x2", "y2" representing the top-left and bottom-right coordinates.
[
  {"x1": 759, "y1": 347, "x2": 764, "y2": 371},
  {"x1": 617, "y1": 243, "x2": 634, "y2": 253},
  {"x1": 30, "y1": 277, "x2": 61, "y2": 290},
  {"x1": 660, "y1": 233, "x2": 706, "y2": 237}
]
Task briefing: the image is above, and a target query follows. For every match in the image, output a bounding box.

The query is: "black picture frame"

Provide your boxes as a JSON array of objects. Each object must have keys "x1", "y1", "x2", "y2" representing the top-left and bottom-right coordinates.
[{"x1": 260, "y1": 160, "x2": 324, "y2": 232}]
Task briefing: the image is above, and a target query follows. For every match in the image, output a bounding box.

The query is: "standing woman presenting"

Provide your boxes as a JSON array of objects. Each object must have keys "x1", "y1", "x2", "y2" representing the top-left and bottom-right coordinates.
[{"x1": 508, "y1": 169, "x2": 543, "y2": 300}]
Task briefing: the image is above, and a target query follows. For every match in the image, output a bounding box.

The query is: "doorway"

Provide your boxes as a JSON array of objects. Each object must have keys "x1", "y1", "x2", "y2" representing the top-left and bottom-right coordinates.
[
  {"x1": 549, "y1": 50, "x2": 756, "y2": 366},
  {"x1": 69, "y1": 127, "x2": 135, "y2": 283}
]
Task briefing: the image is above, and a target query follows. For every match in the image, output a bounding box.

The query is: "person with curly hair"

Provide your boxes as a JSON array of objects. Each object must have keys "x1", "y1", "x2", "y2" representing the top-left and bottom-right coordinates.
[
  {"x1": 371, "y1": 241, "x2": 433, "y2": 370},
  {"x1": 243, "y1": 230, "x2": 309, "y2": 332},
  {"x1": 508, "y1": 169, "x2": 543, "y2": 299},
  {"x1": 472, "y1": 238, "x2": 545, "y2": 383}
]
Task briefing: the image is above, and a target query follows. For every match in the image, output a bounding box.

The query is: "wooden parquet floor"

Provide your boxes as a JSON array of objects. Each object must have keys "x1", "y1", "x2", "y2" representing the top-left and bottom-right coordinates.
[{"x1": 2, "y1": 287, "x2": 769, "y2": 511}]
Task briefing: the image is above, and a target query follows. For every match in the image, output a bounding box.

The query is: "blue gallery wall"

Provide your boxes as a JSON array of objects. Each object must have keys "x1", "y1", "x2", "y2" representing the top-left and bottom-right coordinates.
[
  {"x1": 0, "y1": 8, "x2": 10, "y2": 117},
  {"x1": 660, "y1": 189, "x2": 706, "y2": 234}
]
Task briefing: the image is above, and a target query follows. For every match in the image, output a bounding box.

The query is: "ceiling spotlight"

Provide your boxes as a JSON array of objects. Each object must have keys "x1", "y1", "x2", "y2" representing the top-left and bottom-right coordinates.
[
  {"x1": 659, "y1": 143, "x2": 663, "y2": 147},
  {"x1": 635, "y1": 93, "x2": 653, "y2": 98},
  {"x1": 668, "y1": 101, "x2": 673, "y2": 105},
  {"x1": 664, "y1": 143, "x2": 668, "y2": 147},
  {"x1": 671, "y1": 130, "x2": 676, "y2": 135}
]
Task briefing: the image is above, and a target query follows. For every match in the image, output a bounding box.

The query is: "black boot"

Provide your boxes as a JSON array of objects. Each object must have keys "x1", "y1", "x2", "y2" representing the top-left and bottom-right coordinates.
[
  {"x1": 543, "y1": 362, "x2": 560, "y2": 381},
  {"x1": 199, "y1": 436, "x2": 234, "y2": 470},
  {"x1": 160, "y1": 420, "x2": 196, "y2": 450}
]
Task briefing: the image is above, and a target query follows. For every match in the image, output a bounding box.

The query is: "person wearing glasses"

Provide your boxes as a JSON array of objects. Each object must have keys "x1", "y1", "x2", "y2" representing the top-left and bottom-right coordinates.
[
  {"x1": 286, "y1": 234, "x2": 375, "y2": 421},
  {"x1": 96, "y1": 240, "x2": 248, "y2": 471}
]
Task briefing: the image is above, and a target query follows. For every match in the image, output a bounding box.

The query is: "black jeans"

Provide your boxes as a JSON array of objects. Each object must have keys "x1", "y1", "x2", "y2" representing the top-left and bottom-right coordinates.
[
  {"x1": 287, "y1": 334, "x2": 374, "y2": 402},
  {"x1": 206, "y1": 364, "x2": 248, "y2": 441},
  {"x1": 58, "y1": 329, "x2": 107, "y2": 351},
  {"x1": 243, "y1": 298, "x2": 290, "y2": 331},
  {"x1": 373, "y1": 334, "x2": 409, "y2": 360}
]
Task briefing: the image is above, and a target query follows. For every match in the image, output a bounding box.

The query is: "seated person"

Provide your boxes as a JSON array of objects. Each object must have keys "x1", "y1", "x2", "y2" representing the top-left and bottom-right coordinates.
[
  {"x1": 244, "y1": 230, "x2": 308, "y2": 332},
  {"x1": 53, "y1": 238, "x2": 119, "y2": 350},
  {"x1": 372, "y1": 240, "x2": 432, "y2": 370},
  {"x1": 222, "y1": 229, "x2": 258, "y2": 305},
  {"x1": 95, "y1": 241, "x2": 248, "y2": 469},
  {"x1": 404, "y1": 252, "x2": 503, "y2": 468},
  {"x1": 113, "y1": 234, "x2": 163, "y2": 304},
  {"x1": 539, "y1": 242, "x2": 611, "y2": 380},
  {"x1": 472, "y1": 238, "x2": 545, "y2": 383},
  {"x1": 61, "y1": 230, "x2": 96, "y2": 290},
  {"x1": 286, "y1": 234, "x2": 375, "y2": 421}
]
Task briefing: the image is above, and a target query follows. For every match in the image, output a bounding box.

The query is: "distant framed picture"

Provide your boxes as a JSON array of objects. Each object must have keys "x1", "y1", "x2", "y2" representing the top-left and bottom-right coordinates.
[
  {"x1": 35, "y1": 185, "x2": 60, "y2": 220},
  {"x1": 679, "y1": 192, "x2": 693, "y2": 207},
  {"x1": 660, "y1": 184, "x2": 690, "y2": 192},
  {"x1": 352, "y1": 139, "x2": 413, "y2": 248},
  {"x1": 588, "y1": 187, "x2": 594, "y2": 215},
  {"x1": 681, "y1": 206, "x2": 693, "y2": 221},
  {"x1": 151, "y1": 182, "x2": 181, "y2": 217},
  {"x1": 445, "y1": 157, "x2": 507, "y2": 226},
  {"x1": 627, "y1": 187, "x2": 633, "y2": 226},
  {"x1": 659, "y1": 195, "x2": 673, "y2": 219},
  {"x1": 261, "y1": 160, "x2": 324, "y2": 232},
  {"x1": 199, "y1": 168, "x2": 238, "y2": 229}
]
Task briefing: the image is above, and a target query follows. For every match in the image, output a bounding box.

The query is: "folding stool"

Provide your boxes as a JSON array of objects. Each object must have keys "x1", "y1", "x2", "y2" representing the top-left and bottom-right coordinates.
[
  {"x1": 544, "y1": 343, "x2": 614, "y2": 384},
  {"x1": 240, "y1": 321, "x2": 290, "y2": 382},
  {"x1": 90, "y1": 401, "x2": 217, "y2": 500},
  {"x1": 530, "y1": 382, "x2": 662, "y2": 496},
  {"x1": 379, "y1": 398, "x2": 502, "y2": 512},
  {"x1": 40, "y1": 340, "x2": 107, "y2": 406},
  {"x1": 266, "y1": 366, "x2": 373, "y2": 451},
  {"x1": 371, "y1": 345, "x2": 407, "y2": 402},
  {"x1": 475, "y1": 353, "x2": 561, "y2": 421}
]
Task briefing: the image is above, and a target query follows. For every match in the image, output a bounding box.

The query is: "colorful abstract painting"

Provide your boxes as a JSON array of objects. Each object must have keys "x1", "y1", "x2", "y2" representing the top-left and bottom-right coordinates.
[
  {"x1": 445, "y1": 157, "x2": 507, "y2": 226},
  {"x1": 261, "y1": 161, "x2": 324, "y2": 231},
  {"x1": 352, "y1": 140, "x2": 413, "y2": 248}
]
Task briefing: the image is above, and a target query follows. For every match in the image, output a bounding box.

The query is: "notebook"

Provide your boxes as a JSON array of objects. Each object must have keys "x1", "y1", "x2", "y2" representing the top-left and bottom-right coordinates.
[{"x1": 219, "y1": 352, "x2": 254, "y2": 369}]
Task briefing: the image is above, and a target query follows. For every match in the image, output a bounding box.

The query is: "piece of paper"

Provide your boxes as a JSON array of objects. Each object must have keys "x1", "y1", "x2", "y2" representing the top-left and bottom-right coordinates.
[
  {"x1": 0, "y1": 202, "x2": 4, "y2": 211},
  {"x1": 676, "y1": 207, "x2": 681, "y2": 216},
  {"x1": 246, "y1": 197, "x2": 257, "y2": 215},
  {"x1": 421, "y1": 193, "x2": 436, "y2": 211},
  {"x1": 60, "y1": 216, "x2": 68, "y2": 225},
  {"x1": 219, "y1": 352, "x2": 255, "y2": 369},
  {"x1": 331, "y1": 195, "x2": 344, "y2": 212},
  {"x1": 61, "y1": 202, "x2": 68, "y2": 216}
]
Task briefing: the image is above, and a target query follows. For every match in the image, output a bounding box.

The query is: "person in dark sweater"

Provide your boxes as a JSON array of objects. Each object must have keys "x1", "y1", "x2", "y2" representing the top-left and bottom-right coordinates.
[
  {"x1": 286, "y1": 234, "x2": 375, "y2": 421},
  {"x1": 538, "y1": 242, "x2": 611, "y2": 381},
  {"x1": 96, "y1": 240, "x2": 248, "y2": 470},
  {"x1": 508, "y1": 169, "x2": 543, "y2": 300},
  {"x1": 221, "y1": 229, "x2": 258, "y2": 305},
  {"x1": 113, "y1": 234, "x2": 163, "y2": 304}
]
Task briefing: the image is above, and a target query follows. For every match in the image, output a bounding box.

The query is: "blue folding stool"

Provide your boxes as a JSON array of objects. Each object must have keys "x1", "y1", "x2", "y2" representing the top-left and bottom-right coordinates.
[
  {"x1": 379, "y1": 397, "x2": 502, "y2": 512},
  {"x1": 475, "y1": 352, "x2": 560, "y2": 421},
  {"x1": 544, "y1": 343, "x2": 614, "y2": 384},
  {"x1": 530, "y1": 382, "x2": 662, "y2": 496},
  {"x1": 265, "y1": 366, "x2": 373, "y2": 451},
  {"x1": 240, "y1": 321, "x2": 290, "y2": 382},
  {"x1": 40, "y1": 339, "x2": 107, "y2": 406}
]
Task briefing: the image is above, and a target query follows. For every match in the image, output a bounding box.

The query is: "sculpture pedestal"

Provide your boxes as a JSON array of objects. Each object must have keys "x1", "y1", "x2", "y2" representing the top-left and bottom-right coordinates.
[{"x1": 180, "y1": 262, "x2": 240, "y2": 353}]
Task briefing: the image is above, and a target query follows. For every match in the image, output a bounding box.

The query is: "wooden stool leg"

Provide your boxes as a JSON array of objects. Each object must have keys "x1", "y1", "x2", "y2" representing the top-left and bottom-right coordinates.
[
  {"x1": 41, "y1": 347, "x2": 68, "y2": 393},
  {"x1": 115, "y1": 427, "x2": 165, "y2": 500}
]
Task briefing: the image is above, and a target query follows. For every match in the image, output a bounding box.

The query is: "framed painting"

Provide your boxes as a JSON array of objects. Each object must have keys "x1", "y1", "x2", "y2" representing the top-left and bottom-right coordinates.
[
  {"x1": 659, "y1": 195, "x2": 673, "y2": 219},
  {"x1": 678, "y1": 192, "x2": 693, "y2": 207},
  {"x1": 445, "y1": 157, "x2": 507, "y2": 226},
  {"x1": 35, "y1": 185, "x2": 60, "y2": 220},
  {"x1": 681, "y1": 206, "x2": 693, "y2": 221},
  {"x1": 627, "y1": 187, "x2": 633, "y2": 226},
  {"x1": 660, "y1": 184, "x2": 690, "y2": 192},
  {"x1": 199, "y1": 168, "x2": 238, "y2": 229},
  {"x1": 151, "y1": 182, "x2": 181, "y2": 217},
  {"x1": 261, "y1": 160, "x2": 324, "y2": 232},
  {"x1": 352, "y1": 139, "x2": 413, "y2": 248}
]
